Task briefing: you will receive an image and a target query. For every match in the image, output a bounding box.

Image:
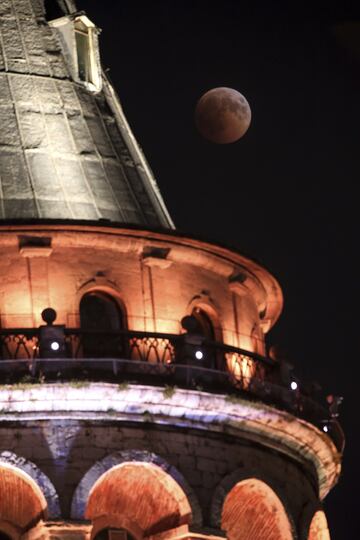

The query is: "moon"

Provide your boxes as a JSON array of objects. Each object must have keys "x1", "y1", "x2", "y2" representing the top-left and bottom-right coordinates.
[{"x1": 195, "y1": 87, "x2": 251, "y2": 144}]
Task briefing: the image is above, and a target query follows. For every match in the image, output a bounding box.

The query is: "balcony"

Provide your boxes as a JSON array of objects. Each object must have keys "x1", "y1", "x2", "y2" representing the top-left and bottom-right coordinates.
[{"x1": 0, "y1": 327, "x2": 344, "y2": 453}]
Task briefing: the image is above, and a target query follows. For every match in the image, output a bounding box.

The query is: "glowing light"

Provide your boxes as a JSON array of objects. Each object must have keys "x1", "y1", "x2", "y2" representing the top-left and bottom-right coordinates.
[
  {"x1": 323, "y1": 425, "x2": 329, "y2": 433},
  {"x1": 290, "y1": 381, "x2": 298, "y2": 391},
  {"x1": 226, "y1": 353, "x2": 260, "y2": 391},
  {"x1": 51, "y1": 341, "x2": 60, "y2": 352},
  {"x1": 195, "y1": 350, "x2": 204, "y2": 360}
]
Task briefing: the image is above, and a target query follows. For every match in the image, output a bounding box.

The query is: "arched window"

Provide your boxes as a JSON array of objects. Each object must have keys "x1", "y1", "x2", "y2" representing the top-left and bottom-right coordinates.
[
  {"x1": 94, "y1": 529, "x2": 136, "y2": 540},
  {"x1": 80, "y1": 292, "x2": 125, "y2": 358},
  {"x1": 191, "y1": 307, "x2": 215, "y2": 341}
]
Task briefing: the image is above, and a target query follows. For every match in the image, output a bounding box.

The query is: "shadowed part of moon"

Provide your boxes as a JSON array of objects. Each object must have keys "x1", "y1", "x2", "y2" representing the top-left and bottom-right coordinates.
[{"x1": 195, "y1": 87, "x2": 251, "y2": 144}]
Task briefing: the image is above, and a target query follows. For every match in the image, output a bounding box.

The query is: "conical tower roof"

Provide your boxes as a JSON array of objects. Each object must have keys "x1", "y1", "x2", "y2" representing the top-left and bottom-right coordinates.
[{"x1": 0, "y1": 0, "x2": 174, "y2": 228}]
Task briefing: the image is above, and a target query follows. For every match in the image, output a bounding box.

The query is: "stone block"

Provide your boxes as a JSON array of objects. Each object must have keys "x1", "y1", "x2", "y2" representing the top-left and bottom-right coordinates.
[
  {"x1": 179, "y1": 455, "x2": 196, "y2": 470},
  {"x1": 197, "y1": 458, "x2": 216, "y2": 473},
  {"x1": 0, "y1": 107, "x2": 21, "y2": 146}
]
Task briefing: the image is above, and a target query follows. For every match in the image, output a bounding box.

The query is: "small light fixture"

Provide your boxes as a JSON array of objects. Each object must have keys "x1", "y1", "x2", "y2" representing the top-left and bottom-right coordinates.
[
  {"x1": 290, "y1": 381, "x2": 298, "y2": 391},
  {"x1": 195, "y1": 350, "x2": 204, "y2": 360},
  {"x1": 39, "y1": 308, "x2": 66, "y2": 359},
  {"x1": 323, "y1": 425, "x2": 329, "y2": 433}
]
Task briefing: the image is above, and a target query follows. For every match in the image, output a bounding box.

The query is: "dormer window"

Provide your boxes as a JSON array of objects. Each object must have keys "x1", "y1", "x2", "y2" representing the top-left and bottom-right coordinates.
[
  {"x1": 49, "y1": 13, "x2": 102, "y2": 92},
  {"x1": 74, "y1": 16, "x2": 101, "y2": 90}
]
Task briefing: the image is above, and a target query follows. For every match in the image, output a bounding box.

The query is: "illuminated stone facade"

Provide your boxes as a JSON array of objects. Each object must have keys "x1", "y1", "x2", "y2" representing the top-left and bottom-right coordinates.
[{"x1": 0, "y1": 1, "x2": 340, "y2": 540}]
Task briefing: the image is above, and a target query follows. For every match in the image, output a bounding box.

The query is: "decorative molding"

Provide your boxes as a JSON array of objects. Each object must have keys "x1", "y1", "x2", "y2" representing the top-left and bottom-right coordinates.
[
  {"x1": 142, "y1": 256, "x2": 173, "y2": 269},
  {"x1": 19, "y1": 246, "x2": 53, "y2": 258},
  {"x1": 142, "y1": 247, "x2": 173, "y2": 269}
]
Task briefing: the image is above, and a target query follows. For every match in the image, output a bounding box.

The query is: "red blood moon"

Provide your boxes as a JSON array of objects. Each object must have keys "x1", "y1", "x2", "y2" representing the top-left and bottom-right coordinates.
[{"x1": 195, "y1": 87, "x2": 251, "y2": 144}]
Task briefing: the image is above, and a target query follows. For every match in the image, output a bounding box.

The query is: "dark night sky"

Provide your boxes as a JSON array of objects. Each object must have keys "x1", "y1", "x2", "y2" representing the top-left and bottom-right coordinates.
[{"x1": 76, "y1": 1, "x2": 359, "y2": 537}]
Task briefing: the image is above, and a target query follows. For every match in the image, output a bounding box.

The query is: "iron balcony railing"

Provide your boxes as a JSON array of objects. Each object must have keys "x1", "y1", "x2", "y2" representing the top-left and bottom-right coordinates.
[{"x1": 0, "y1": 327, "x2": 344, "y2": 453}]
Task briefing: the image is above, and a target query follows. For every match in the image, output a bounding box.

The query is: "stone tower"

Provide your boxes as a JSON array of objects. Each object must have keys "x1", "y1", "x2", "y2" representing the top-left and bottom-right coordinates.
[{"x1": 0, "y1": 2, "x2": 343, "y2": 540}]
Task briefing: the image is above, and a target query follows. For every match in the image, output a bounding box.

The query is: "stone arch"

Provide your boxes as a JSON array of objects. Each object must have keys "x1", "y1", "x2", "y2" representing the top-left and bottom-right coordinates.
[
  {"x1": 86, "y1": 462, "x2": 192, "y2": 538},
  {"x1": 71, "y1": 450, "x2": 202, "y2": 527},
  {"x1": 0, "y1": 451, "x2": 61, "y2": 519},
  {"x1": 211, "y1": 469, "x2": 294, "y2": 537},
  {"x1": 307, "y1": 511, "x2": 331, "y2": 540}
]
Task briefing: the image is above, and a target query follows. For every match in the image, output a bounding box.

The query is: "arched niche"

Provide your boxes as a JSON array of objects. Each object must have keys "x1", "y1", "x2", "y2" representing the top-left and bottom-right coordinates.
[
  {"x1": 185, "y1": 299, "x2": 223, "y2": 372},
  {"x1": 86, "y1": 462, "x2": 192, "y2": 538},
  {"x1": 191, "y1": 306, "x2": 216, "y2": 340},
  {"x1": 221, "y1": 478, "x2": 293, "y2": 540},
  {"x1": 79, "y1": 290, "x2": 127, "y2": 357},
  {"x1": 308, "y1": 511, "x2": 331, "y2": 540},
  {"x1": 0, "y1": 462, "x2": 47, "y2": 533},
  {"x1": 80, "y1": 291, "x2": 125, "y2": 332}
]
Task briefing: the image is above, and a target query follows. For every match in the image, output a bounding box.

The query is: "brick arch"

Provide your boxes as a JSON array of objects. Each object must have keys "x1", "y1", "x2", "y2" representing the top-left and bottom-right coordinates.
[
  {"x1": 221, "y1": 478, "x2": 294, "y2": 540},
  {"x1": 71, "y1": 450, "x2": 202, "y2": 526},
  {"x1": 0, "y1": 451, "x2": 61, "y2": 519},
  {"x1": 211, "y1": 469, "x2": 294, "y2": 536},
  {"x1": 307, "y1": 511, "x2": 330, "y2": 540},
  {"x1": 0, "y1": 461, "x2": 47, "y2": 531},
  {"x1": 86, "y1": 461, "x2": 192, "y2": 537}
]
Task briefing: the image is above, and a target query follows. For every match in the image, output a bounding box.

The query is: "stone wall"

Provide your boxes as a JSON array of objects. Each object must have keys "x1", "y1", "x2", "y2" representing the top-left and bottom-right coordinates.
[
  {"x1": 0, "y1": 226, "x2": 282, "y2": 349},
  {"x1": 0, "y1": 416, "x2": 319, "y2": 537}
]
